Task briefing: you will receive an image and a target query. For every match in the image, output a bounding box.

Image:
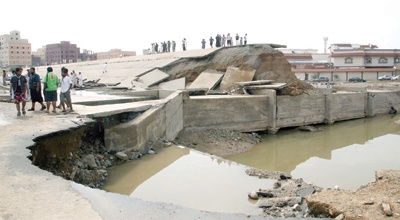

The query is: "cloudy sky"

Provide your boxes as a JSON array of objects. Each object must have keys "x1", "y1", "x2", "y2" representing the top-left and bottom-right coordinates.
[{"x1": 2, "y1": 0, "x2": 400, "y2": 55}]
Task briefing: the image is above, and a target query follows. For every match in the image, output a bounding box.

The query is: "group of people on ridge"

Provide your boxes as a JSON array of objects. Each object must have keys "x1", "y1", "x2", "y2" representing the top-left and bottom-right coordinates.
[
  {"x1": 202, "y1": 33, "x2": 247, "y2": 49},
  {"x1": 149, "y1": 33, "x2": 247, "y2": 53}
]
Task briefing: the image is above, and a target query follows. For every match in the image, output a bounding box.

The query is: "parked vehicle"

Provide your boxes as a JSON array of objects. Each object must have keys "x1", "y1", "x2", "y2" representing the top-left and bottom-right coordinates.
[
  {"x1": 391, "y1": 75, "x2": 400, "y2": 80},
  {"x1": 378, "y1": 75, "x2": 392, "y2": 80},
  {"x1": 349, "y1": 77, "x2": 366, "y2": 82},
  {"x1": 314, "y1": 77, "x2": 329, "y2": 82}
]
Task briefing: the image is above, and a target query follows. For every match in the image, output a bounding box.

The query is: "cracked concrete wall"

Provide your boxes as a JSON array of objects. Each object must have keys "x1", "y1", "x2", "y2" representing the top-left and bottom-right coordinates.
[
  {"x1": 276, "y1": 94, "x2": 326, "y2": 127},
  {"x1": 104, "y1": 91, "x2": 183, "y2": 152},
  {"x1": 330, "y1": 93, "x2": 366, "y2": 121},
  {"x1": 367, "y1": 91, "x2": 400, "y2": 116},
  {"x1": 183, "y1": 95, "x2": 269, "y2": 132}
]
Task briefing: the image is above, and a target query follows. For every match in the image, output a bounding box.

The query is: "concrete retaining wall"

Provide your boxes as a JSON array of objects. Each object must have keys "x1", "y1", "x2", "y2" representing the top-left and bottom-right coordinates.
[
  {"x1": 183, "y1": 95, "x2": 269, "y2": 132},
  {"x1": 367, "y1": 91, "x2": 400, "y2": 115},
  {"x1": 104, "y1": 89, "x2": 400, "y2": 152},
  {"x1": 276, "y1": 94, "x2": 326, "y2": 127},
  {"x1": 330, "y1": 93, "x2": 366, "y2": 121}
]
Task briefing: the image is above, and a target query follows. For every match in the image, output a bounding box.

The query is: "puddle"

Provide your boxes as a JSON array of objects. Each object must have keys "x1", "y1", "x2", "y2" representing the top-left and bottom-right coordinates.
[
  {"x1": 226, "y1": 114, "x2": 400, "y2": 190},
  {"x1": 102, "y1": 146, "x2": 274, "y2": 215}
]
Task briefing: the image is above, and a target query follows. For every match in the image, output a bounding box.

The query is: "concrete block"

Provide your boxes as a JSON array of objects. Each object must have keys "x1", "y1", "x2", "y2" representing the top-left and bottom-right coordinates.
[
  {"x1": 158, "y1": 78, "x2": 186, "y2": 90},
  {"x1": 188, "y1": 70, "x2": 224, "y2": 90},
  {"x1": 220, "y1": 67, "x2": 256, "y2": 92},
  {"x1": 164, "y1": 91, "x2": 183, "y2": 140},
  {"x1": 331, "y1": 93, "x2": 366, "y2": 121},
  {"x1": 138, "y1": 69, "x2": 170, "y2": 87},
  {"x1": 104, "y1": 105, "x2": 167, "y2": 152},
  {"x1": 276, "y1": 94, "x2": 326, "y2": 127},
  {"x1": 183, "y1": 95, "x2": 269, "y2": 132},
  {"x1": 132, "y1": 106, "x2": 166, "y2": 152}
]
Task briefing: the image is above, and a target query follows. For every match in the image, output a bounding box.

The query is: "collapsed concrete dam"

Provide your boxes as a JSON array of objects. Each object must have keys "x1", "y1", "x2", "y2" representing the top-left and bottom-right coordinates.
[{"x1": 1, "y1": 44, "x2": 400, "y2": 219}]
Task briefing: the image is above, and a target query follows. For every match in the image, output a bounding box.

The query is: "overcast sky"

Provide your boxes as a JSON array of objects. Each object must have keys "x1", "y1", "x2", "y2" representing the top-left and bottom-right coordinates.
[{"x1": 2, "y1": 0, "x2": 400, "y2": 55}]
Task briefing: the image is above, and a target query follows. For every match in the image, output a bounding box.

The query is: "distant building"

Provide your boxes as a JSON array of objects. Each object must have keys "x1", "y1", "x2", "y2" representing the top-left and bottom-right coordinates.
[
  {"x1": 80, "y1": 49, "x2": 97, "y2": 61},
  {"x1": 32, "y1": 46, "x2": 46, "y2": 66},
  {"x1": 331, "y1": 48, "x2": 400, "y2": 69},
  {"x1": 291, "y1": 44, "x2": 400, "y2": 81},
  {"x1": 96, "y1": 49, "x2": 136, "y2": 60},
  {"x1": 46, "y1": 41, "x2": 80, "y2": 65},
  {"x1": 329, "y1": 43, "x2": 378, "y2": 52},
  {"x1": 0, "y1": 30, "x2": 32, "y2": 67}
]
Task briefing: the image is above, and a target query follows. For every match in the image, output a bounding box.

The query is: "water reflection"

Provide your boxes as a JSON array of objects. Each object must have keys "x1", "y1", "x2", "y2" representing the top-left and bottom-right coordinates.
[
  {"x1": 102, "y1": 146, "x2": 274, "y2": 215},
  {"x1": 226, "y1": 115, "x2": 400, "y2": 190}
]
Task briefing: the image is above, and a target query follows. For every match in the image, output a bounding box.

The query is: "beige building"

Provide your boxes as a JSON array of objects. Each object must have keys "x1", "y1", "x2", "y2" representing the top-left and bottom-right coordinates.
[
  {"x1": 291, "y1": 44, "x2": 400, "y2": 81},
  {"x1": 97, "y1": 49, "x2": 136, "y2": 60},
  {"x1": 32, "y1": 46, "x2": 46, "y2": 66},
  {"x1": 0, "y1": 30, "x2": 32, "y2": 67}
]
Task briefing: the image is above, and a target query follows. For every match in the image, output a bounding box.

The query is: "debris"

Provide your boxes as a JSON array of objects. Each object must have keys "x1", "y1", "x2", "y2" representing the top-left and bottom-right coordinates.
[{"x1": 382, "y1": 203, "x2": 393, "y2": 216}]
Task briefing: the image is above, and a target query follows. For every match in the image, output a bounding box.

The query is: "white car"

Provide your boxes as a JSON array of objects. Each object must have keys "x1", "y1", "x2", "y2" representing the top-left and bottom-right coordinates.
[
  {"x1": 378, "y1": 75, "x2": 392, "y2": 80},
  {"x1": 391, "y1": 75, "x2": 400, "y2": 80}
]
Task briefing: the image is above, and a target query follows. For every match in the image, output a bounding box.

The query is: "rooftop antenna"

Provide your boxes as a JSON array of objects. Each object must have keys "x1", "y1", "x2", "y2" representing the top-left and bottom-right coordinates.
[{"x1": 323, "y1": 37, "x2": 328, "y2": 54}]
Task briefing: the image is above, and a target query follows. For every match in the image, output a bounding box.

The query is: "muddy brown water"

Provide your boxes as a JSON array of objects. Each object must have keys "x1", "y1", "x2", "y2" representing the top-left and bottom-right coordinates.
[
  {"x1": 226, "y1": 114, "x2": 400, "y2": 190},
  {"x1": 102, "y1": 114, "x2": 400, "y2": 214}
]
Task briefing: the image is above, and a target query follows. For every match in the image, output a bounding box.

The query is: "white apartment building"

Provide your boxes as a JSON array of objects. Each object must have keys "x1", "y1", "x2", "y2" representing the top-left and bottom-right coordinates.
[{"x1": 0, "y1": 30, "x2": 32, "y2": 67}]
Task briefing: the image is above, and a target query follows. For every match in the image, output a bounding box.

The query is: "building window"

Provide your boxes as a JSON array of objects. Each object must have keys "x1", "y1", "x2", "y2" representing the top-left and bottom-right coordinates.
[
  {"x1": 345, "y1": 57, "x2": 353, "y2": 64},
  {"x1": 395, "y1": 58, "x2": 400, "y2": 63},
  {"x1": 366, "y1": 57, "x2": 372, "y2": 63},
  {"x1": 379, "y1": 57, "x2": 388, "y2": 63}
]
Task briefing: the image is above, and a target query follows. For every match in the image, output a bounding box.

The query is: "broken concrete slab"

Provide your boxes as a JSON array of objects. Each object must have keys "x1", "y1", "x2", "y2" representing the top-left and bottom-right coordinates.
[
  {"x1": 220, "y1": 67, "x2": 255, "y2": 92},
  {"x1": 158, "y1": 78, "x2": 186, "y2": 90},
  {"x1": 244, "y1": 83, "x2": 288, "y2": 95},
  {"x1": 138, "y1": 69, "x2": 170, "y2": 87},
  {"x1": 188, "y1": 70, "x2": 224, "y2": 90},
  {"x1": 74, "y1": 102, "x2": 154, "y2": 118},
  {"x1": 234, "y1": 80, "x2": 275, "y2": 86},
  {"x1": 244, "y1": 83, "x2": 288, "y2": 90}
]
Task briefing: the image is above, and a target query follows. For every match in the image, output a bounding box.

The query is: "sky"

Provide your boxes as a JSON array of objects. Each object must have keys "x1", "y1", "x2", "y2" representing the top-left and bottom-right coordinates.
[{"x1": 2, "y1": 0, "x2": 400, "y2": 55}]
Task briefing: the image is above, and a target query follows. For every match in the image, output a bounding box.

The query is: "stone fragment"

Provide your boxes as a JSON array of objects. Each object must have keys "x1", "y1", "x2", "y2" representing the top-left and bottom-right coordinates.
[
  {"x1": 292, "y1": 204, "x2": 302, "y2": 211},
  {"x1": 257, "y1": 197, "x2": 302, "y2": 208},
  {"x1": 382, "y1": 203, "x2": 393, "y2": 216},
  {"x1": 335, "y1": 214, "x2": 344, "y2": 220},
  {"x1": 83, "y1": 154, "x2": 97, "y2": 169},
  {"x1": 115, "y1": 152, "x2": 129, "y2": 161},
  {"x1": 280, "y1": 174, "x2": 292, "y2": 180},
  {"x1": 248, "y1": 191, "x2": 258, "y2": 200},
  {"x1": 257, "y1": 191, "x2": 274, "y2": 198},
  {"x1": 296, "y1": 186, "x2": 315, "y2": 197},
  {"x1": 363, "y1": 198, "x2": 374, "y2": 205},
  {"x1": 273, "y1": 181, "x2": 282, "y2": 189}
]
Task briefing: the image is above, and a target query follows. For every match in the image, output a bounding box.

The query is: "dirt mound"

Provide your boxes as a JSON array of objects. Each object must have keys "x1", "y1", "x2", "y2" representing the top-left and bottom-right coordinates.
[{"x1": 161, "y1": 44, "x2": 313, "y2": 95}]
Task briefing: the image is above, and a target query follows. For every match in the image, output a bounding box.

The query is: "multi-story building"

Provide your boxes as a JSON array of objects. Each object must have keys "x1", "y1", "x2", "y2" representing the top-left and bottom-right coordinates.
[
  {"x1": 292, "y1": 44, "x2": 399, "y2": 81},
  {"x1": 331, "y1": 48, "x2": 400, "y2": 69},
  {"x1": 96, "y1": 49, "x2": 136, "y2": 60},
  {"x1": 0, "y1": 30, "x2": 32, "y2": 67},
  {"x1": 46, "y1": 41, "x2": 80, "y2": 65},
  {"x1": 32, "y1": 46, "x2": 46, "y2": 66}
]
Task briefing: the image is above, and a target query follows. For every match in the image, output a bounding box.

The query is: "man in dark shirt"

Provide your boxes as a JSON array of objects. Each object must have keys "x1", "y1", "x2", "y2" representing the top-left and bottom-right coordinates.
[
  {"x1": 10, "y1": 67, "x2": 29, "y2": 116},
  {"x1": 27, "y1": 67, "x2": 46, "y2": 111}
]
